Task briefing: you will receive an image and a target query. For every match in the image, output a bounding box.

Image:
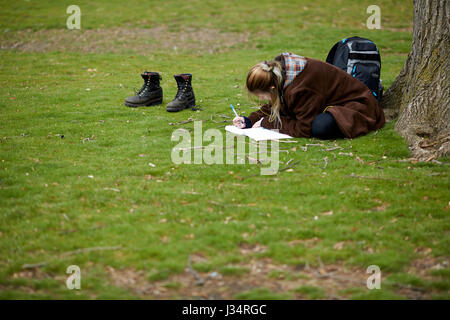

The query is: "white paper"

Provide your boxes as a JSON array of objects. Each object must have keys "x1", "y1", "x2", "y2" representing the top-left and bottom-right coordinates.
[{"x1": 225, "y1": 125, "x2": 293, "y2": 141}]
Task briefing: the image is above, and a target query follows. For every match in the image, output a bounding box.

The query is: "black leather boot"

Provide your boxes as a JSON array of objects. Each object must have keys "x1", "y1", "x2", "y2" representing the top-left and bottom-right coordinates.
[
  {"x1": 166, "y1": 73, "x2": 196, "y2": 112},
  {"x1": 124, "y1": 71, "x2": 163, "y2": 107}
]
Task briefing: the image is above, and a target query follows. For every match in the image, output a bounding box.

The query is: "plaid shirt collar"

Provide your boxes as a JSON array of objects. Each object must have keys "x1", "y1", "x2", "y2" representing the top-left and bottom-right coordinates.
[{"x1": 281, "y1": 52, "x2": 307, "y2": 88}]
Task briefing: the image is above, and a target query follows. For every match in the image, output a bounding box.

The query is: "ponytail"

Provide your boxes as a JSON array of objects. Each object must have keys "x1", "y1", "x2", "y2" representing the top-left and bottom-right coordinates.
[{"x1": 246, "y1": 60, "x2": 283, "y2": 128}]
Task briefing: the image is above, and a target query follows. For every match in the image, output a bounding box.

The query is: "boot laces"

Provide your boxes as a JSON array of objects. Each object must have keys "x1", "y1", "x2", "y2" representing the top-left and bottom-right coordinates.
[
  {"x1": 176, "y1": 82, "x2": 190, "y2": 99},
  {"x1": 138, "y1": 78, "x2": 151, "y2": 96}
]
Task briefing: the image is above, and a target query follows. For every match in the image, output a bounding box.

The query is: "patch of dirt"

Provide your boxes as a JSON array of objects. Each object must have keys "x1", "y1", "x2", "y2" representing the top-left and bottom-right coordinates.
[
  {"x1": 0, "y1": 27, "x2": 252, "y2": 55},
  {"x1": 407, "y1": 256, "x2": 448, "y2": 280},
  {"x1": 393, "y1": 256, "x2": 449, "y2": 299},
  {"x1": 106, "y1": 258, "x2": 371, "y2": 300},
  {"x1": 106, "y1": 254, "x2": 450, "y2": 300},
  {"x1": 5, "y1": 255, "x2": 446, "y2": 299},
  {"x1": 239, "y1": 243, "x2": 268, "y2": 255},
  {"x1": 11, "y1": 268, "x2": 50, "y2": 280},
  {"x1": 286, "y1": 237, "x2": 321, "y2": 248}
]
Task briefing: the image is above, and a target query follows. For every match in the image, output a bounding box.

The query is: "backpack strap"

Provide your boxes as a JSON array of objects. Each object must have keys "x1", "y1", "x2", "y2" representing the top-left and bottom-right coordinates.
[
  {"x1": 348, "y1": 52, "x2": 380, "y2": 62},
  {"x1": 326, "y1": 42, "x2": 339, "y2": 64},
  {"x1": 325, "y1": 38, "x2": 348, "y2": 64}
]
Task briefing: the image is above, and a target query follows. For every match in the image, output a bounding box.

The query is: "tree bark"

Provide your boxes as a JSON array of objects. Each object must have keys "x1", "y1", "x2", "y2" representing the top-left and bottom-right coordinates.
[{"x1": 381, "y1": 0, "x2": 450, "y2": 161}]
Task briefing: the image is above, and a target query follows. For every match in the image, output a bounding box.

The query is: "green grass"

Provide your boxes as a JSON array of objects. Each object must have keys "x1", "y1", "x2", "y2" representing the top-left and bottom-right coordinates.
[
  {"x1": 293, "y1": 285, "x2": 325, "y2": 299},
  {"x1": 0, "y1": 0, "x2": 449, "y2": 299},
  {"x1": 219, "y1": 266, "x2": 250, "y2": 276},
  {"x1": 235, "y1": 288, "x2": 292, "y2": 300}
]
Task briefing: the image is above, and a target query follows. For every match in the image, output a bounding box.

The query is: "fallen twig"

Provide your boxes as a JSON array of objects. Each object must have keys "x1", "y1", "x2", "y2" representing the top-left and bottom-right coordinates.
[
  {"x1": 322, "y1": 157, "x2": 329, "y2": 169},
  {"x1": 246, "y1": 155, "x2": 261, "y2": 164},
  {"x1": 81, "y1": 135, "x2": 96, "y2": 143},
  {"x1": 211, "y1": 119, "x2": 228, "y2": 124},
  {"x1": 278, "y1": 160, "x2": 301, "y2": 172},
  {"x1": 182, "y1": 190, "x2": 203, "y2": 195},
  {"x1": 174, "y1": 145, "x2": 234, "y2": 152},
  {"x1": 431, "y1": 159, "x2": 450, "y2": 165},
  {"x1": 306, "y1": 143, "x2": 324, "y2": 147},
  {"x1": 324, "y1": 146, "x2": 342, "y2": 152},
  {"x1": 178, "y1": 118, "x2": 194, "y2": 125},
  {"x1": 426, "y1": 172, "x2": 446, "y2": 176},
  {"x1": 186, "y1": 255, "x2": 205, "y2": 286},
  {"x1": 169, "y1": 118, "x2": 209, "y2": 126},
  {"x1": 338, "y1": 152, "x2": 353, "y2": 157},
  {"x1": 394, "y1": 158, "x2": 418, "y2": 163},
  {"x1": 344, "y1": 173, "x2": 401, "y2": 181},
  {"x1": 22, "y1": 246, "x2": 122, "y2": 269},
  {"x1": 318, "y1": 256, "x2": 325, "y2": 269},
  {"x1": 60, "y1": 245, "x2": 122, "y2": 257},
  {"x1": 22, "y1": 262, "x2": 48, "y2": 269},
  {"x1": 173, "y1": 146, "x2": 205, "y2": 151},
  {"x1": 210, "y1": 114, "x2": 229, "y2": 123},
  {"x1": 59, "y1": 224, "x2": 107, "y2": 235},
  {"x1": 304, "y1": 260, "x2": 311, "y2": 271}
]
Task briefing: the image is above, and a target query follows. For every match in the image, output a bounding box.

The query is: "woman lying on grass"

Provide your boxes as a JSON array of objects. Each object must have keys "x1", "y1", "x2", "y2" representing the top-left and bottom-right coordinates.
[{"x1": 233, "y1": 53, "x2": 385, "y2": 139}]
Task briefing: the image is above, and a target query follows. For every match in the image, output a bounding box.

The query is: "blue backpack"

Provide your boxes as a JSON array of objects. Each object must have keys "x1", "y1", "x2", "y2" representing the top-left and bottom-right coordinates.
[{"x1": 326, "y1": 36, "x2": 383, "y2": 101}]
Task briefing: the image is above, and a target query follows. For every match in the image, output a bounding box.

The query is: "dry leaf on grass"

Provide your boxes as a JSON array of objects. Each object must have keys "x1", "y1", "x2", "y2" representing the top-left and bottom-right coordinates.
[{"x1": 333, "y1": 241, "x2": 346, "y2": 250}]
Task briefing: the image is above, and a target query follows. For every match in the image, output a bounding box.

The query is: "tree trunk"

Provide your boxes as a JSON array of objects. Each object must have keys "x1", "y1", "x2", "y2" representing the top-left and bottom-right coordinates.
[{"x1": 381, "y1": 0, "x2": 450, "y2": 161}]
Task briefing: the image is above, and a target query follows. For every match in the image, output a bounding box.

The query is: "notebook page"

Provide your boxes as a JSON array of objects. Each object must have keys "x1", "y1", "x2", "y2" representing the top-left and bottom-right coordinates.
[{"x1": 225, "y1": 126, "x2": 293, "y2": 141}]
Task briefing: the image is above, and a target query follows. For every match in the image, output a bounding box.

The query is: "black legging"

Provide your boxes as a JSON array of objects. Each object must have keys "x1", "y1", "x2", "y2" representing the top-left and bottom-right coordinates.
[{"x1": 311, "y1": 112, "x2": 344, "y2": 140}]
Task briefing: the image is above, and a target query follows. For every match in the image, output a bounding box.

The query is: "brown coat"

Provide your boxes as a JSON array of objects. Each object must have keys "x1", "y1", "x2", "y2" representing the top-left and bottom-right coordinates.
[{"x1": 248, "y1": 57, "x2": 385, "y2": 138}]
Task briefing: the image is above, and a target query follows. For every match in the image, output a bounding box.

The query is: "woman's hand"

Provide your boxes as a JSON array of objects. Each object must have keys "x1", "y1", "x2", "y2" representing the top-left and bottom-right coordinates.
[
  {"x1": 252, "y1": 118, "x2": 263, "y2": 128},
  {"x1": 233, "y1": 116, "x2": 246, "y2": 128}
]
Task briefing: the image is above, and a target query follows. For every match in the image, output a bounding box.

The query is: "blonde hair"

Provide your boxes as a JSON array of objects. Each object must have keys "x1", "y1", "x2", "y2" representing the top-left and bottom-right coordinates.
[{"x1": 246, "y1": 60, "x2": 283, "y2": 128}]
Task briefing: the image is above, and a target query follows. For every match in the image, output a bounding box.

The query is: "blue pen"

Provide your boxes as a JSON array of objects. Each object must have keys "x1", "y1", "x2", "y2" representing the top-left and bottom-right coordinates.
[{"x1": 230, "y1": 104, "x2": 239, "y2": 117}]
